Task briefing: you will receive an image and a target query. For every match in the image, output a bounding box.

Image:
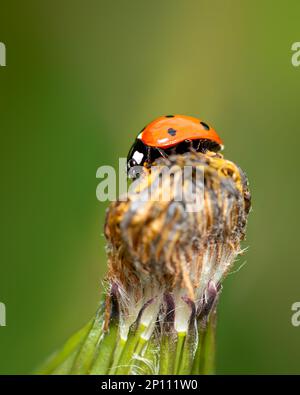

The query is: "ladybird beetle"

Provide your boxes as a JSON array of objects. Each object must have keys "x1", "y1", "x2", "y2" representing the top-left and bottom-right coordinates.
[{"x1": 127, "y1": 115, "x2": 223, "y2": 177}]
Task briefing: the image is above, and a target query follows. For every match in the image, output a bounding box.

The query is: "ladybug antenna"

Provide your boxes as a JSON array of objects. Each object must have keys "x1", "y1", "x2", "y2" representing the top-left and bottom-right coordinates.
[{"x1": 156, "y1": 147, "x2": 168, "y2": 159}]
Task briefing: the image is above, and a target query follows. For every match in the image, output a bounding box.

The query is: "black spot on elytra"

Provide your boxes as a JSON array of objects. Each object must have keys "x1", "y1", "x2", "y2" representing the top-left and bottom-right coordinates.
[
  {"x1": 165, "y1": 115, "x2": 174, "y2": 118},
  {"x1": 200, "y1": 121, "x2": 210, "y2": 130},
  {"x1": 167, "y1": 128, "x2": 177, "y2": 136}
]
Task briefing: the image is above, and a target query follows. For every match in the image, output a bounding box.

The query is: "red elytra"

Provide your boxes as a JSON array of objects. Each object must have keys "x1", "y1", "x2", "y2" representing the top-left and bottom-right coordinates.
[{"x1": 138, "y1": 114, "x2": 223, "y2": 149}]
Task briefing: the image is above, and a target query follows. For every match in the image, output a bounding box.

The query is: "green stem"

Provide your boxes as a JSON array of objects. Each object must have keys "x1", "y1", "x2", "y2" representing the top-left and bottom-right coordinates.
[
  {"x1": 192, "y1": 310, "x2": 216, "y2": 375},
  {"x1": 70, "y1": 309, "x2": 104, "y2": 374},
  {"x1": 114, "y1": 324, "x2": 146, "y2": 375},
  {"x1": 106, "y1": 337, "x2": 126, "y2": 375},
  {"x1": 159, "y1": 333, "x2": 175, "y2": 374},
  {"x1": 191, "y1": 324, "x2": 205, "y2": 375},
  {"x1": 174, "y1": 331, "x2": 186, "y2": 374},
  {"x1": 128, "y1": 335, "x2": 147, "y2": 374},
  {"x1": 199, "y1": 311, "x2": 216, "y2": 374},
  {"x1": 51, "y1": 348, "x2": 80, "y2": 374},
  {"x1": 177, "y1": 330, "x2": 197, "y2": 375},
  {"x1": 89, "y1": 320, "x2": 119, "y2": 374},
  {"x1": 140, "y1": 336, "x2": 158, "y2": 374}
]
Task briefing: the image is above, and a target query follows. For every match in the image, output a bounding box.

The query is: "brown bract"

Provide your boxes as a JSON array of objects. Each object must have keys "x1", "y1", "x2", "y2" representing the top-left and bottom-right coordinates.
[{"x1": 105, "y1": 151, "x2": 251, "y2": 306}]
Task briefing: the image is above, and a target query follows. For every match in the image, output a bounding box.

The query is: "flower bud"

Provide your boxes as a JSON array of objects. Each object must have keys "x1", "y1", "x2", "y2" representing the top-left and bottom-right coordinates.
[{"x1": 105, "y1": 151, "x2": 251, "y2": 339}]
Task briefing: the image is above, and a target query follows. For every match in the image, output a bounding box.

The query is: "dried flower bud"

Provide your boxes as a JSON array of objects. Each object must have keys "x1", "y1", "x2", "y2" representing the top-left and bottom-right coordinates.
[
  {"x1": 104, "y1": 151, "x2": 251, "y2": 341},
  {"x1": 39, "y1": 150, "x2": 251, "y2": 376}
]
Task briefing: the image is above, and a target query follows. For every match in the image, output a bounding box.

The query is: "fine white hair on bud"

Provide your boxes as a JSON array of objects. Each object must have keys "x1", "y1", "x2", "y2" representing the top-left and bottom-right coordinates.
[{"x1": 105, "y1": 151, "x2": 251, "y2": 343}]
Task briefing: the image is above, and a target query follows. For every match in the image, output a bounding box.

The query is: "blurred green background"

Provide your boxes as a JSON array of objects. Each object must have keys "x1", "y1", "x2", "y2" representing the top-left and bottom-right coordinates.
[{"x1": 1, "y1": 0, "x2": 300, "y2": 374}]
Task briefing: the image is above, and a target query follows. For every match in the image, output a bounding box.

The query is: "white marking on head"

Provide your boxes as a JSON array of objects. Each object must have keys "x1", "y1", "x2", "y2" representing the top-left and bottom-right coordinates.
[{"x1": 133, "y1": 151, "x2": 144, "y2": 164}]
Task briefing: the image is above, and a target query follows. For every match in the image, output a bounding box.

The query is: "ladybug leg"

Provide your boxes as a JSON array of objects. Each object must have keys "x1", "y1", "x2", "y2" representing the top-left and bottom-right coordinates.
[
  {"x1": 186, "y1": 139, "x2": 197, "y2": 153},
  {"x1": 146, "y1": 146, "x2": 151, "y2": 163},
  {"x1": 156, "y1": 147, "x2": 168, "y2": 159},
  {"x1": 195, "y1": 139, "x2": 207, "y2": 153},
  {"x1": 196, "y1": 140, "x2": 202, "y2": 151}
]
